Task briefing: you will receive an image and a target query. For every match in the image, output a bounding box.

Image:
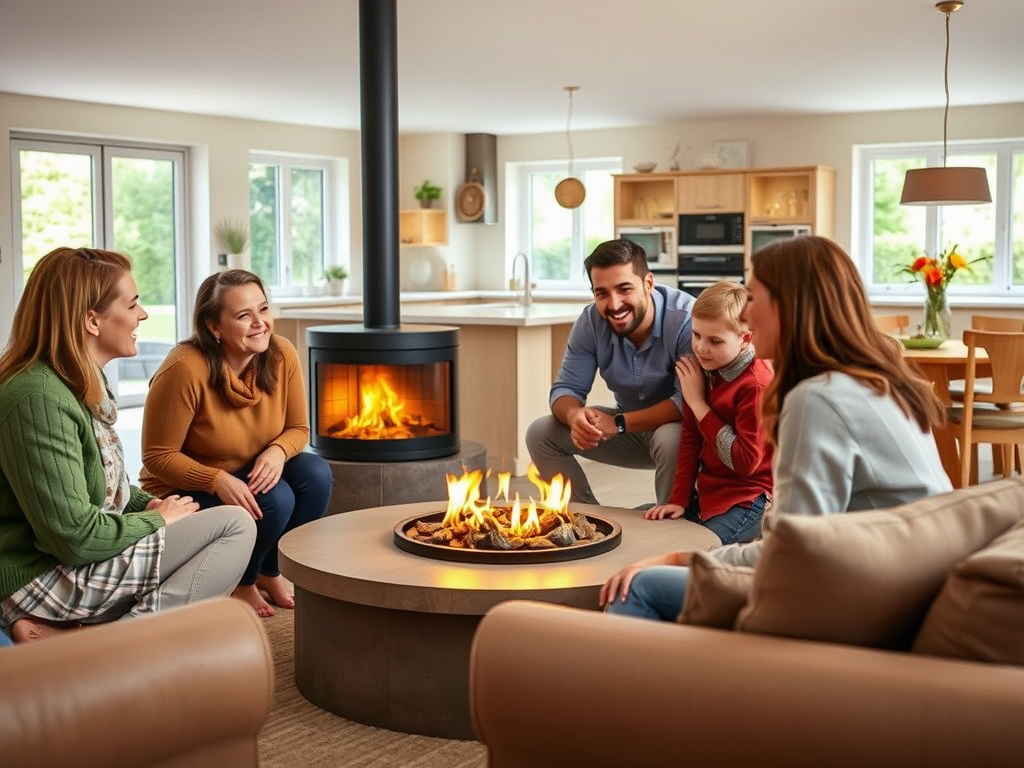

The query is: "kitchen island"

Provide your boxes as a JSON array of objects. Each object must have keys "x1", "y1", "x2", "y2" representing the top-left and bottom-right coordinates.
[{"x1": 273, "y1": 296, "x2": 608, "y2": 475}]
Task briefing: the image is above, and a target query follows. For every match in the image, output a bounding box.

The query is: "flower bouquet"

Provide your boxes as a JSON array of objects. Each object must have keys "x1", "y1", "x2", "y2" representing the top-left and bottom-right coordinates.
[{"x1": 902, "y1": 245, "x2": 989, "y2": 340}]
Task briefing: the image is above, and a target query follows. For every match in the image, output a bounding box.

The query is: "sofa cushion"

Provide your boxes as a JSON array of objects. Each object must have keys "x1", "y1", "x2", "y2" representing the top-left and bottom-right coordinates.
[
  {"x1": 734, "y1": 479, "x2": 1024, "y2": 649},
  {"x1": 912, "y1": 516, "x2": 1024, "y2": 664},
  {"x1": 677, "y1": 550, "x2": 754, "y2": 628}
]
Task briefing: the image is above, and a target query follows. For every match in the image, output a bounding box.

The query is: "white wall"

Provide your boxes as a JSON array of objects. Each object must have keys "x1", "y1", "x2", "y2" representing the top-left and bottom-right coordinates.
[{"x1": 2, "y1": 91, "x2": 1022, "y2": 347}]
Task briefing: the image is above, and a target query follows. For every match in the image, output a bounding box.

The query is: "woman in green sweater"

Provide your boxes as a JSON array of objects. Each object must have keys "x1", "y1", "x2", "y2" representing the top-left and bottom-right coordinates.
[{"x1": 0, "y1": 247, "x2": 256, "y2": 643}]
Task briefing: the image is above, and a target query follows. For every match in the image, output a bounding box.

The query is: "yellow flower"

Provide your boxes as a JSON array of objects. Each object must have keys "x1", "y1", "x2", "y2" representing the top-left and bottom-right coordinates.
[{"x1": 948, "y1": 249, "x2": 967, "y2": 270}]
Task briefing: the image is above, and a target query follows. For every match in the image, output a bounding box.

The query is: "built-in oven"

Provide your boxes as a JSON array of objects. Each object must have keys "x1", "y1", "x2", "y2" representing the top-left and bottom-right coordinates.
[{"x1": 677, "y1": 247, "x2": 745, "y2": 298}]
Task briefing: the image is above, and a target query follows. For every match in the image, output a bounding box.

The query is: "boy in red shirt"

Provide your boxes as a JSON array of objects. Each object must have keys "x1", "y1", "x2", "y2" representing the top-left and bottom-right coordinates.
[{"x1": 644, "y1": 280, "x2": 773, "y2": 544}]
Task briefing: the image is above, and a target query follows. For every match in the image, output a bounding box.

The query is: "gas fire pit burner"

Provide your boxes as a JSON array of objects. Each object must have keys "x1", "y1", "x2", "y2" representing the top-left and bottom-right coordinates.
[{"x1": 393, "y1": 509, "x2": 622, "y2": 564}]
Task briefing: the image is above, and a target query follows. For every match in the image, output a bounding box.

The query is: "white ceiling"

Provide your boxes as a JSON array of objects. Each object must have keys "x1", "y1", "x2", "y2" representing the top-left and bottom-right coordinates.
[{"x1": 2, "y1": 0, "x2": 1022, "y2": 136}]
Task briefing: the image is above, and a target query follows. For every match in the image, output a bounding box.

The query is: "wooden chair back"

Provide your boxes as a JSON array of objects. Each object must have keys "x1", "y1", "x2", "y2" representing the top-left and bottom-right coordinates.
[
  {"x1": 970, "y1": 315, "x2": 1024, "y2": 333},
  {"x1": 954, "y1": 329, "x2": 1024, "y2": 487},
  {"x1": 874, "y1": 314, "x2": 910, "y2": 335}
]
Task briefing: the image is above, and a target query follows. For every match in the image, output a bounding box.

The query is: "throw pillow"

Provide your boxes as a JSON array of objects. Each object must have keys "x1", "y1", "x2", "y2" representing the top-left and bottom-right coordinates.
[
  {"x1": 734, "y1": 479, "x2": 1024, "y2": 649},
  {"x1": 912, "y1": 516, "x2": 1024, "y2": 664},
  {"x1": 677, "y1": 550, "x2": 754, "y2": 628}
]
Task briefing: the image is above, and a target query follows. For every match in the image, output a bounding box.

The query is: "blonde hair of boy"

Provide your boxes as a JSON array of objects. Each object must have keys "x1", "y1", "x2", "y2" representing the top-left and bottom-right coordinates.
[{"x1": 690, "y1": 280, "x2": 748, "y2": 334}]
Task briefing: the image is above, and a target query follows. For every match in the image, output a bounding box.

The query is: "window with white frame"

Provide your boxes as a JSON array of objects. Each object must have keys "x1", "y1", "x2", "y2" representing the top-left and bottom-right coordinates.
[
  {"x1": 248, "y1": 153, "x2": 337, "y2": 293},
  {"x1": 515, "y1": 159, "x2": 620, "y2": 289},
  {"x1": 853, "y1": 139, "x2": 1024, "y2": 302}
]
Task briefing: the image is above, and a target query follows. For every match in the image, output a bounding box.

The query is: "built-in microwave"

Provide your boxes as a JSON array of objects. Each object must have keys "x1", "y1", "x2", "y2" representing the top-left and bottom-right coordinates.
[
  {"x1": 618, "y1": 226, "x2": 677, "y2": 269},
  {"x1": 678, "y1": 212, "x2": 744, "y2": 248},
  {"x1": 749, "y1": 224, "x2": 812, "y2": 253}
]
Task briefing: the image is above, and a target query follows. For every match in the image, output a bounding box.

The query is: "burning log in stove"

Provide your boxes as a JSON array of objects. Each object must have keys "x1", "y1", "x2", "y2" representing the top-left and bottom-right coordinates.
[{"x1": 402, "y1": 465, "x2": 605, "y2": 551}]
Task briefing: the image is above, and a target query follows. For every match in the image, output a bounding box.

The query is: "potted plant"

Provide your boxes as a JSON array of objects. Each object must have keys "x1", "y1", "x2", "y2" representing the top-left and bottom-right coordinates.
[
  {"x1": 215, "y1": 218, "x2": 250, "y2": 269},
  {"x1": 323, "y1": 264, "x2": 349, "y2": 295},
  {"x1": 413, "y1": 180, "x2": 442, "y2": 209}
]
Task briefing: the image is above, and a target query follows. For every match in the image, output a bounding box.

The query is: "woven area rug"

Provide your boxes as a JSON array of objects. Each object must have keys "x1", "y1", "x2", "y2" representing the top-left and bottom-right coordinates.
[{"x1": 258, "y1": 608, "x2": 487, "y2": 768}]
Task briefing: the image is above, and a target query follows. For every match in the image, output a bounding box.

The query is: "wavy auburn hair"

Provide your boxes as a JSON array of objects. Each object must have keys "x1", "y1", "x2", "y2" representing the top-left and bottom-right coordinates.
[
  {"x1": 187, "y1": 269, "x2": 282, "y2": 392},
  {"x1": 0, "y1": 247, "x2": 132, "y2": 406},
  {"x1": 751, "y1": 236, "x2": 944, "y2": 446}
]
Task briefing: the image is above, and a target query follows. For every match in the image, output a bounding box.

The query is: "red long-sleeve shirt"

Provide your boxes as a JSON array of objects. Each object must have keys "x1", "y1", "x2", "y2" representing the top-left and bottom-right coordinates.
[{"x1": 668, "y1": 350, "x2": 774, "y2": 519}]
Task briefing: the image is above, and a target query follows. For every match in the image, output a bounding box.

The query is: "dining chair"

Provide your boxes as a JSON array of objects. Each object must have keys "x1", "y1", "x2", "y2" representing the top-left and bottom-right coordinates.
[
  {"x1": 949, "y1": 315, "x2": 1024, "y2": 475},
  {"x1": 873, "y1": 314, "x2": 911, "y2": 335},
  {"x1": 947, "y1": 329, "x2": 1024, "y2": 488}
]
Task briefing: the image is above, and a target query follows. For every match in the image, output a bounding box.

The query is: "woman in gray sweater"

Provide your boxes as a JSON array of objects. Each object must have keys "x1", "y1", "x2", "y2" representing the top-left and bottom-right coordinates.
[{"x1": 601, "y1": 236, "x2": 951, "y2": 619}]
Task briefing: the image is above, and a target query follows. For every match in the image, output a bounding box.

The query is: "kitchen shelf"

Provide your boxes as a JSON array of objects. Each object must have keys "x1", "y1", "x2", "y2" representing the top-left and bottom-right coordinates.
[
  {"x1": 399, "y1": 209, "x2": 448, "y2": 246},
  {"x1": 613, "y1": 174, "x2": 677, "y2": 225}
]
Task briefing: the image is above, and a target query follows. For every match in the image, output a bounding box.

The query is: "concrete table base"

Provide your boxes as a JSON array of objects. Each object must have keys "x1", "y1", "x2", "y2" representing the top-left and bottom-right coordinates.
[{"x1": 279, "y1": 500, "x2": 719, "y2": 739}]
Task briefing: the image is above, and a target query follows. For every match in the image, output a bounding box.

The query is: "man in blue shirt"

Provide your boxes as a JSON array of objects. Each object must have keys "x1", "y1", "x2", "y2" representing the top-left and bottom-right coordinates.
[{"x1": 526, "y1": 239, "x2": 695, "y2": 505}]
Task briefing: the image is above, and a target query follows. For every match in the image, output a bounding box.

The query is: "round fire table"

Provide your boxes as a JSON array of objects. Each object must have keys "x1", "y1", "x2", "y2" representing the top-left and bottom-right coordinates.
[{"x1": 278, "y1": 501, "x2": 719, "y2": 739}]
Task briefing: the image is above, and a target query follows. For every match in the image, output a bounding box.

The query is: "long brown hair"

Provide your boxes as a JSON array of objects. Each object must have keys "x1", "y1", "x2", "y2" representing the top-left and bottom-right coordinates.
[
  {"x1": 0, "y1": 246, "x2": 131, "y2": 406},
  {"x1": 187, "y1": 269, "x2": 282, "y2": 392},
  {"x1": 752, "y1": 236, "x2": 944, "y2": 445}
]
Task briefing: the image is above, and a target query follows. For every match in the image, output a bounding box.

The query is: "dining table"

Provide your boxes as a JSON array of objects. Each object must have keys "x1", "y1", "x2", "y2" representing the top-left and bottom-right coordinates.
[{"x1": 901, "y1": 339, "x2": 990, "y2": 488}]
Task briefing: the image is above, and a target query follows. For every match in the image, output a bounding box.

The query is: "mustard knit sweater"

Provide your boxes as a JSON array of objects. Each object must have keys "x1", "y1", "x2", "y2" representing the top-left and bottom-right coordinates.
[{"x1": 140, "y1": 336, "x2": 310, "y2": 498}]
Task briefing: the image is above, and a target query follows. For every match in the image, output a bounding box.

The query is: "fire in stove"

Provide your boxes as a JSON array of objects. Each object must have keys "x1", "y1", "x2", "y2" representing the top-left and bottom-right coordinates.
[
  {"x1": 326, "y1": 370, "x2": 443, "y2": 440},
  {"x1": 394, "y1": 465, "x2": 622, "y2": 563}
]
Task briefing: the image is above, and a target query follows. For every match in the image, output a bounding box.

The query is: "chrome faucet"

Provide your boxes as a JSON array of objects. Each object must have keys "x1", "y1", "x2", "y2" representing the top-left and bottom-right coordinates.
[{"x1": 512, "y1": 252, "x2": 532, "y2": 308}]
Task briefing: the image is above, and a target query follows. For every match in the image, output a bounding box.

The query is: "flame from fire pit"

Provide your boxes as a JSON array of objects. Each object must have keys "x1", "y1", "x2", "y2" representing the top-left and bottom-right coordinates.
[
  {"x1": 441, "y1": 464, "x2": 571, "y2": 539},
  {"x1": 393, "y1": 465, "x2": 621, "y2": 562}
]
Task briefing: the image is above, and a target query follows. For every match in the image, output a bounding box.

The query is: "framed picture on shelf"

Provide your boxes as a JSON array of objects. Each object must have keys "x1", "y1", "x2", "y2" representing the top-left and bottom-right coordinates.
[{"x1": 713, "y1": 140, "x2": 752, "y2": 169}]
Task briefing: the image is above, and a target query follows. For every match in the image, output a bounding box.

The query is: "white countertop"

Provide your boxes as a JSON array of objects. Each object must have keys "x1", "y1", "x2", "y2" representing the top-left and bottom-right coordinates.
[
  {"x1": 277, "y1": 300, "x2": 588, "y2": 327},
  {"x1": 273, "y1": 290, "x2": 593, "y2": 327}
]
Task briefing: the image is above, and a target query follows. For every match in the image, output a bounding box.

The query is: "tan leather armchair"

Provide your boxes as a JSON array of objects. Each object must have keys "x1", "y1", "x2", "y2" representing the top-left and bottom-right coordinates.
[
  {"x1": 0, "y1": 597, "x2": 273, "y2": 768},
  {"x1": 470, "y1": 599, "x2": 1024, "y2": 768}
]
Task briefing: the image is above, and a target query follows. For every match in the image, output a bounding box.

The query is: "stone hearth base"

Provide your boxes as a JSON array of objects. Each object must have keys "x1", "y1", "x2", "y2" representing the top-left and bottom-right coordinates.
[{"x1": 323, "y1": 439, "x2": 487, "y2": 515}]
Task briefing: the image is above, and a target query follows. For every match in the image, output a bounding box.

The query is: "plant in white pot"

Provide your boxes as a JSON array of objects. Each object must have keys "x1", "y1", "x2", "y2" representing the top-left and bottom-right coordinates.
[
  {"x1": 414, "y1": 180, "x2": 442, "y2": 209},
  {"x1": 215, "y1": 218, "x2": 250, "y2": 269},
  {"x1": 323, "y1": 265, "x2": 349, "y2": 295}
]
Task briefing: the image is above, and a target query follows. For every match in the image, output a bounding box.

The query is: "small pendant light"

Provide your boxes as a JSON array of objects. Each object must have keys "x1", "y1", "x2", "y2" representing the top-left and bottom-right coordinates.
[
  {"x1": 900, "y1": 2, "x2": 991, "y2": 206},
  {"x1": 554, "y1": 85, "x2": 586, "y2": 209}
]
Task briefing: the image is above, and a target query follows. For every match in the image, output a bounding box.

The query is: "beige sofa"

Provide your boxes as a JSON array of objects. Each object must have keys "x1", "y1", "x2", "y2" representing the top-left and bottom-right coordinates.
[
  {"x1": 469, "y1": 478, "x2": 1024, "y2": 768},
  {"x1": 0, "y1": 597, "x2": 273, "y2": 768}
]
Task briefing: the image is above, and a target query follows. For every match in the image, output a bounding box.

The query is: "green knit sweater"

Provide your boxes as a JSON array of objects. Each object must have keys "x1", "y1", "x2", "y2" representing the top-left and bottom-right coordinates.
[{"x1": 0, "y1": 362, "x2": 163, "y2": 600}]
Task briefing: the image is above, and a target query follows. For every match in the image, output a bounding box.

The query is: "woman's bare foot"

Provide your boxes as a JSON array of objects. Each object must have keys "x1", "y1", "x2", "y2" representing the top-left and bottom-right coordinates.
[
  {"x1": 231, "y1": 583, "x2": 275, "y2": 618},
  {"x1": 11, "y1": 617, "x2": 83, "y2": 643},
  {"x1": 256, "y1": 574, "x2": 295, "y2": 610}
]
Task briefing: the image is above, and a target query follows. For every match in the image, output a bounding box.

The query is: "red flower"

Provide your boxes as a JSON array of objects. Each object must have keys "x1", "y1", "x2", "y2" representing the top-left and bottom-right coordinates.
[
  {"x1": 923, "y1": 265, "x2": 944, "y2": 286},
  {"x1": 910, "y1": 256, "x2": 929, "y2": 272}
]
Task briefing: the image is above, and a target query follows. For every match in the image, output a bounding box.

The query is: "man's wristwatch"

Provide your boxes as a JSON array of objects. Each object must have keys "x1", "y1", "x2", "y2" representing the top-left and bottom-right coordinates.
[{"x1": 614, "y1": 411, "x2": 627, "y2": 434}]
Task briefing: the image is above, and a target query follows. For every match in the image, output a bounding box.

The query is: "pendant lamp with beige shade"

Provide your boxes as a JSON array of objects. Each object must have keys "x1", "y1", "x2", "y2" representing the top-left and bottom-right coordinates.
[
  {"x1": 554, "y1": 85, "x2": 586, "y2": 209},
  {"x1": 900, "y1": 2, "x2": 991, "y2": 207}
]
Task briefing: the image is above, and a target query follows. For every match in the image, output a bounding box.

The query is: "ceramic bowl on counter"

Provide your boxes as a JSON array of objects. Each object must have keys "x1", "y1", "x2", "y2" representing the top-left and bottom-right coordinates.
[{"x1": 632, "y1": 162, "x2": 657, "y2": 173}]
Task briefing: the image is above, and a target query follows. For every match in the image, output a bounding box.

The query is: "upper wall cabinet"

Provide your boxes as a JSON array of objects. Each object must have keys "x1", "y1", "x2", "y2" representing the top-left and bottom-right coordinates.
[
  {"x1": 747, "y1": 166, "x2": 836, "y2": 235},
  {"x1": 399, "y1": 209, "x2": 448, "y2": 247},
  {"x1": 675, "y1": 172, "x2": 746, "y2": 214},
  {"x1": 613, "y1": 174, "x2": 677, "y2": 226}
]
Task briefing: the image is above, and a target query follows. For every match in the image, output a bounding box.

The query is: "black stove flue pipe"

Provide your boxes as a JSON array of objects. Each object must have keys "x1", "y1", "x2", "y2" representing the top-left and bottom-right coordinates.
[{"x1": 359, "y1": 0, "x2": 400, "y2": 330}]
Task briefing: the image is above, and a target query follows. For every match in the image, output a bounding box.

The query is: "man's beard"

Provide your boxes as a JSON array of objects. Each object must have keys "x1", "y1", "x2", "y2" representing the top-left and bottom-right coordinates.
[{"x1": 603, "y1": 296, "x2": 648, "y2": 338}]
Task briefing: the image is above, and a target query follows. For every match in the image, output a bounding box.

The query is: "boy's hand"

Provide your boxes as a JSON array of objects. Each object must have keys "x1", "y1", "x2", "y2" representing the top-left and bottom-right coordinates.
[
  {"x1": 676, "y1": 356, "x2": 708, "y2": 413},
  {"x1": 643, "y1": 503, "x2": 685, "y2": 520}
]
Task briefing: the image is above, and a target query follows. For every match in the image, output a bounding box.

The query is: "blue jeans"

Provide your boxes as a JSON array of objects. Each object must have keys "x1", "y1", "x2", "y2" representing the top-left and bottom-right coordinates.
[
  {"x1": 685, "y1": 492, "x2": 768, "y2": 546},
  {"x1": 181, "y1": 451, "x2": 332, "y2": 585},
  {"x1": 606, "y1": 492, "x2": 767, "y2": 622}
]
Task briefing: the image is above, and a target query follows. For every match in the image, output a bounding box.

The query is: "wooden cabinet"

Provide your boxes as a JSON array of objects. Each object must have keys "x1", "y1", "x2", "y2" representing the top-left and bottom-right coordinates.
[
  {"x1": 676, "y1": 172, "x2": 746, "y2": 213},
  {"x1": 613, "y1": 174, "x2": 677, "y2": 226},
  {"x1": 747, "y1": 166, "x2": 835, "y2": 236},
  {"x1": 399, "y1": 209, "x2": 447, "y2": 246}
]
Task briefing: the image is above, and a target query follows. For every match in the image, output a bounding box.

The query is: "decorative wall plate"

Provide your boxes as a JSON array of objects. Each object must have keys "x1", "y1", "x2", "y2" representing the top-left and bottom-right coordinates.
[{"x1": 456, "y1": 181, "x2": 485, "y2": 221}]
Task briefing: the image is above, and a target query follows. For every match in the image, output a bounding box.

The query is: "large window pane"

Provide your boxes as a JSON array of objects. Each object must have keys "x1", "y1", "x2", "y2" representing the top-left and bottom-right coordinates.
[
  {"x1": 250, "y1": 162, "x2": 280, "y2": 285},
  {"x1": 289, "y1": 167, "x2": 326, "y2": 286},
  {"x1": 16, "y1": 148, "x2": 95, "y2": 280}
]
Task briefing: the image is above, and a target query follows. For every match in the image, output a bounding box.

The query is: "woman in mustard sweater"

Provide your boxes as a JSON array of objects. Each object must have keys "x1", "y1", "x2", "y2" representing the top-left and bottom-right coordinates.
[
  {"x1": 0, "y1": 247, "x2": 255, "y2": 642},
  {"x1": 141, "y1": 270, "x2": 331, "y2": 618}
]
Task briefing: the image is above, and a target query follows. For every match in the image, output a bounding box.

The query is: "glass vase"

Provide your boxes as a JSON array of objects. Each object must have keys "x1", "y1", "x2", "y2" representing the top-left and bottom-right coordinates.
[{"x1": 922, "y1": 289, "x2": 951, "y2": 340}]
